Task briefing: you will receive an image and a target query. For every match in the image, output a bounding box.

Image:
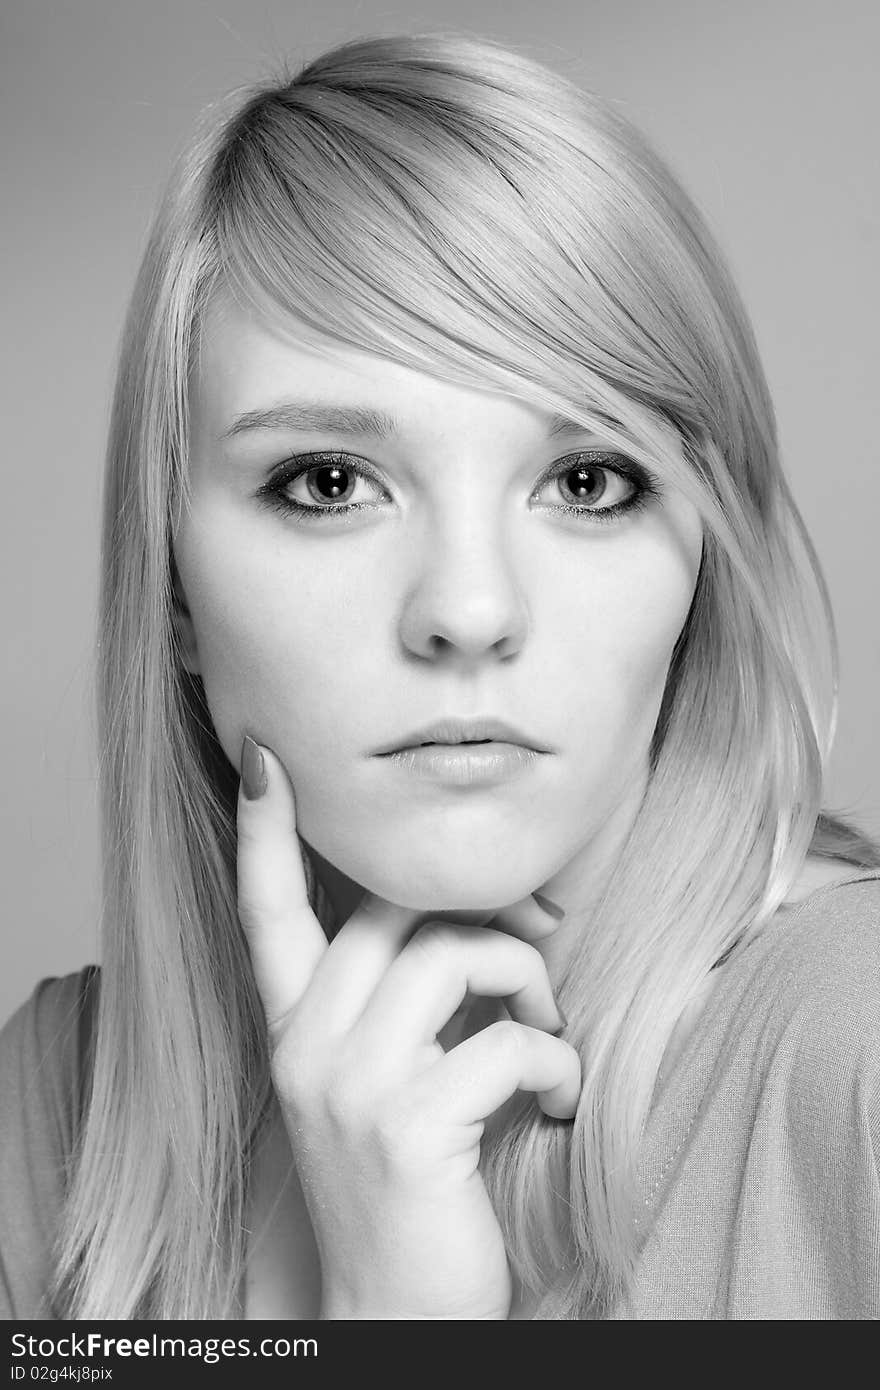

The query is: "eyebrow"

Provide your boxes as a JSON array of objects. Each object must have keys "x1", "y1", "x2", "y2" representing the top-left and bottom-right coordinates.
[{"x1": 220, "y1": 400, "x2": 597, "y2": 442}]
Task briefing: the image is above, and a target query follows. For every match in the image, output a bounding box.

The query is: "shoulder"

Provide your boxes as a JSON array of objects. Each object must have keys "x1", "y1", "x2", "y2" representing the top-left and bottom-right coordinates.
[
  {"x1": 642, "y1": 877, "x2": 880, "y2": 1318},
  {"x1": 761, "y1": 872, "x2": 880, "y2": 1016},
  {"x1": 732, "y1": 874, "x2": 880, "y2": 1116},
  {"x1": 0, "y1": 967, "x2": 99, "y2": 1319},
  {"x1": 0, "y1": 967, "x2": 99, "y2": 1132}
]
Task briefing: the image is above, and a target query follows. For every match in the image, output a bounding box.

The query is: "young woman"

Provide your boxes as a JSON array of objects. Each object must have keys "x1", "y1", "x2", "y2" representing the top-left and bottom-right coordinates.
[{"x1": 1, "y1": 32, "x2": 878, "y2": 1321}]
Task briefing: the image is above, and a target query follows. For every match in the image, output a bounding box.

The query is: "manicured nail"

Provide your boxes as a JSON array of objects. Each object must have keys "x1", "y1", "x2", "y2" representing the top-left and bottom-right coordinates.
[
  {"x1": 552, "y1": 1005, "x2": 568, "y2": 1037},
  {"x1": 241, "y1": 735, "x2": 268, "y2": 800},
  {"x1": 533, "y1": 891, "x2": 565, "y2": 920}
]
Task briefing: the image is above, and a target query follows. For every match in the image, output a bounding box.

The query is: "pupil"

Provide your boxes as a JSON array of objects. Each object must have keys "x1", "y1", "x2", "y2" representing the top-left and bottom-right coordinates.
[
  {"x1": 566, "y1": 464, "x2": 604, "y2": 502},
  {"x1": 313, "y1": 464, "x2": 351, "y2": 501}
]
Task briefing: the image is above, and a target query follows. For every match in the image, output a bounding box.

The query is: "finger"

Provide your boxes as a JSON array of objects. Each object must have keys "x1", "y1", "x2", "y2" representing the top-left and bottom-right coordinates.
[
  {"x1": 490, "y1": 891, "x2": 567, "y2": 944},
  {"x1": 311, "y1": 896, "x2": 564, "y2": 1042},
  {"x1": 297, "y1": 896, "x2": 561, "y2": 1037},
  {"x1": 423, "y1": 909, "x2": 497, "y2": 927},
  {"x1": 291, "y1": 891, "x2": 427, "y2": 1036},
  {"x1": 357, "y1": 924, "x2": 564, "y2": 1050},
  {"x1": 417, "y1": 1020, "x2": 582, "y2": 1121},
  {"x1": 236, "y1": 736, "x2": 328, "y2": 1031}
]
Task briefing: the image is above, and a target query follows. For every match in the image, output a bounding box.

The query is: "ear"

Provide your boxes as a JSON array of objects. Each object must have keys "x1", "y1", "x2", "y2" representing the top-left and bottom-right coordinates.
[{"x1": 171, "y1": 560, "x2": 201, "y2": 675}]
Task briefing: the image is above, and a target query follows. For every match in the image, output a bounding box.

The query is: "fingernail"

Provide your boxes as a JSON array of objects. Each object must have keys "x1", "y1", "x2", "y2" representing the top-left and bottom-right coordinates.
[
  {"x1": 533, "y1": 892, "x2": 565, "y2": 920},
  {"x1": 552, "y1": 1005, "x2": 568, "y2": 1037},
  {"x1": 241, "y1": 735, "x2": 268, "y2": 800}
]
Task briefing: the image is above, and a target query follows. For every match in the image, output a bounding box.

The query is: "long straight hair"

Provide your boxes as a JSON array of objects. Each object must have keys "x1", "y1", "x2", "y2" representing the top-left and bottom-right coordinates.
[{"x1": 52, "y1": 32, "x2": 879, "y2": 1318}]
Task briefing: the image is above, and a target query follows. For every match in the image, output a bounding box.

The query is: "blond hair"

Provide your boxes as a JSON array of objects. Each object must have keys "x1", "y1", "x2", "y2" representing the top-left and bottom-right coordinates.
[{"x1": 53, "y1": 32, "x2": 878, "y2": 1318}]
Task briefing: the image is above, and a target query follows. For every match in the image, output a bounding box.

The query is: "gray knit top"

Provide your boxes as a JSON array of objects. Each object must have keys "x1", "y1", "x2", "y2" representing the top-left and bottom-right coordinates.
[{"x1": 2, "y1": 871, "x2": 878, "y2": 1319}]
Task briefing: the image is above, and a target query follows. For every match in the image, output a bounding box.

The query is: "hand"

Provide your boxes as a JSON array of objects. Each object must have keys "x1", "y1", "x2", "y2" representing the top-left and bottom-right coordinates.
[{"x1": 236, "y1": 737, "x2": 580, "y2": 1320}]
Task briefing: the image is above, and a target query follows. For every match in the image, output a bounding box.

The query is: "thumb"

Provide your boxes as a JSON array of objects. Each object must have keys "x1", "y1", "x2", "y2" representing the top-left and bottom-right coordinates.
[{"x1": 236, "y1": 735, "x2": 328, "y2": 1033}]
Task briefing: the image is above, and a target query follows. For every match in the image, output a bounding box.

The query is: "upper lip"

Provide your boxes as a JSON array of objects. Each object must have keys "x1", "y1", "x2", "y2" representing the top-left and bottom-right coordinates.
[{"x1": 375, "y1": 718, "x2": 551, "y2": 755}]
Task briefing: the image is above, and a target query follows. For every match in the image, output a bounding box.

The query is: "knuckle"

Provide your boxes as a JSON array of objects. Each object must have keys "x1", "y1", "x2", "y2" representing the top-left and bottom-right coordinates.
[
  {"x1": 563, "y1": 1039, "x2": 583, "y2": 1076},
  {"x1": 271, "y1": 1035, "x2": 318, "y2": 1105},
  {"x1": 277, "y1": 1058, "x2": 366, "y2": 1135},
  {"x1": 371, "y1": 1096, "x2": 431, "y2": 1172},
  {"x1": 270, "y1": 1006, "x2": 309, "y2": 1060},
  {"x1": 270, "y1": 1013, "x2": 335, "y2": 1097},
  {"x1": 507, "y1": 935, "x2": 545, "y2": 973},
  {"x1": 408, "y1": 921, "x2": 460, "y2": 962},
  {"x1": 323, "y1": 1070, "x2": 369, "y2": 1131},
  {"x1": 482, "y1": 1017, "x2": 525, "y2": 1061},
  {"x1": 356, "y1": 894, "x2": 388, "y2": 925},
  {"x1": 235, "y1": 885, "x2": 263, "y2": 932}
]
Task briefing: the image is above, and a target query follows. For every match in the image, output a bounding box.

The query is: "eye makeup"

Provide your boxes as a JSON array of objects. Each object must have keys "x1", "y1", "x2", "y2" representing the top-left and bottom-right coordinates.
[{"x1": 254, "y1": 449, "x2": 662, "y2": 527}]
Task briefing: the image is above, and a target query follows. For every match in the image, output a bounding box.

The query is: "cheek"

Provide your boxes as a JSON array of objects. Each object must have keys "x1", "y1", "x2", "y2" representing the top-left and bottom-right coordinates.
[
  {"x1": 608, "y1": 569, "x2": 692, "y2": 701},
  {"x1": 176, "y1": 517, "x2": 368, "y2": 780},
  {"x1": 546, "y1": 527, "x2": 699, "y2": 740}
]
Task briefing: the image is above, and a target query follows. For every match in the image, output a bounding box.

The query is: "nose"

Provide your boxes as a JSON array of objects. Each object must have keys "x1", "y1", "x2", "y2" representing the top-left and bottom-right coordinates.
[{"x1": 397, "y1": 512, "x2": 530, "y2": 663}]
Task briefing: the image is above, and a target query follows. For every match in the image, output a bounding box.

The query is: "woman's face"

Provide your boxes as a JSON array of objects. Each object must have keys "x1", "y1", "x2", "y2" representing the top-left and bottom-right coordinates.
[{"x1": 175, "y1": 293, "x2": 703, "y2": 915}]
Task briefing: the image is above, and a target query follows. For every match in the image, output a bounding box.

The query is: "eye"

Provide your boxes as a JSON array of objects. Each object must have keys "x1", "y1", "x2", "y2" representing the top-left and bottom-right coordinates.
[
  {"x1": 532, "y1": 452, "x2": 655, "y2": 524},
  {"x1": 256, "y1": 447, "x2": 660, "y2": 526},
  {"x1": 257, "y1": 452, "x2": 388, "y2": 521}
]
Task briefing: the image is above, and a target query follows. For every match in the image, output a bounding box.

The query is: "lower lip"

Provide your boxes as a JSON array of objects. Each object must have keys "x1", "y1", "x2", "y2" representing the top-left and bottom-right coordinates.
[{"x1": 379, "y1": 742, "x2": 543, "y2": 785}]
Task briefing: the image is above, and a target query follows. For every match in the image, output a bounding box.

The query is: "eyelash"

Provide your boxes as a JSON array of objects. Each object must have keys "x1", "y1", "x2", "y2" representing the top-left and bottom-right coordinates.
[{"x1": 255, "y1": 450, "x2": 661, "y2": 526}]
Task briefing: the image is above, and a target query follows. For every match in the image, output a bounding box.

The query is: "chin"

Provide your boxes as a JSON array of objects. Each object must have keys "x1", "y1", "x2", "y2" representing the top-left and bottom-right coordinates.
[{"x1": 357, "y1": 861, "x2": 547, "y2": 914}]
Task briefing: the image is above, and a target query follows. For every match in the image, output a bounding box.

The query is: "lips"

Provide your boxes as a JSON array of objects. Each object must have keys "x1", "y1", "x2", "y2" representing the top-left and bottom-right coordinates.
[{"x1": 375, "y1": 717, "x2": 551, "y2": 755}]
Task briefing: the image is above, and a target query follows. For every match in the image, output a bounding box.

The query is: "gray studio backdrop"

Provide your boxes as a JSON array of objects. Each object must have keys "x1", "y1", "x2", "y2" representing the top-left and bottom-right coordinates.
[{"x1": 2, "y1": 0, "x2": 878, "y2": 1022}]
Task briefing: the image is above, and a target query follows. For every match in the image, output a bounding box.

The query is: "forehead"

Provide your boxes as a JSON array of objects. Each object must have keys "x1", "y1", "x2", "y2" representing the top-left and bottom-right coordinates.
[{"x1": 192, "y1": 293, "x2": 580, "y2": 444}]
